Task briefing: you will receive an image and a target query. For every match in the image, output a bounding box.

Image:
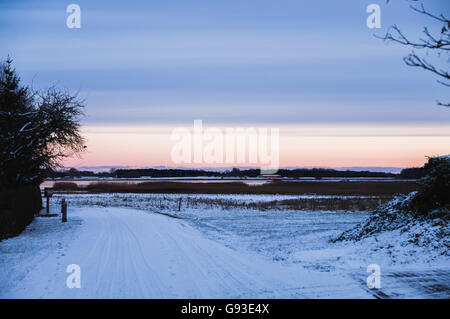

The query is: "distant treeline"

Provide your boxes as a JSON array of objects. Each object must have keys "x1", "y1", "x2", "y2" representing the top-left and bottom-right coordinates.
[
  {"x1": 43, "y1": 167, "x2": 426, "y2": 179},
  {"x1": 44, "y1": 168, "x2": 111, "y2": 179}
]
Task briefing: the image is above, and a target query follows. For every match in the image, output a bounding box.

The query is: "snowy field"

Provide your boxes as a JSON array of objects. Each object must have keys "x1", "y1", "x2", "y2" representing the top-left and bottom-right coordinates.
[{"x1": 0, "y1": 193, "x2": 448, "y2": 298}]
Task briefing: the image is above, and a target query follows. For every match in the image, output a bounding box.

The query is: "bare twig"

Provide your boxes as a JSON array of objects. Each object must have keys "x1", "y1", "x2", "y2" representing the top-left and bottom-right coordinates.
[{"x1": 380, "y1": 1, "x2": 449, "y2": 107}]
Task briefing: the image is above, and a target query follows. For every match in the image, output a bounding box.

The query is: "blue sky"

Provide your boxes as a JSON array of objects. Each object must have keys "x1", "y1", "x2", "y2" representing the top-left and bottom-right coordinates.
[{"x1": 1, "y1": 0, "x2": 449, "y2": 124}]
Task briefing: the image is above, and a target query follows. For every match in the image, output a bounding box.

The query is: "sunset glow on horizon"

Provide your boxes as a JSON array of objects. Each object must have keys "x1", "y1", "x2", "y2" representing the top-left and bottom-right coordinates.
[
  {"x1": 61, "y1": 122, "x2": 450, "y2": 170},
  {"x1": 2, "y1": 0, "x2": 449, "y2": 172}
]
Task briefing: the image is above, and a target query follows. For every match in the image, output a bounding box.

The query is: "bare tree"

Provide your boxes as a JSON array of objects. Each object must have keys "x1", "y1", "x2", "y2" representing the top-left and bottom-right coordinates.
[
  {"x1": 0, "y1": 57, "x2": 86, "y2": 186},
  {"x1": 380, "y1": 0, "x2": 449, "y2": 106}
]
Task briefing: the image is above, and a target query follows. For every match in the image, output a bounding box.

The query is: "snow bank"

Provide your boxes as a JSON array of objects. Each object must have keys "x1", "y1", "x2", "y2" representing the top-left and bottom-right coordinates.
[{"x1": 334, "y1": 193, "x2": 449, "y2": 266}]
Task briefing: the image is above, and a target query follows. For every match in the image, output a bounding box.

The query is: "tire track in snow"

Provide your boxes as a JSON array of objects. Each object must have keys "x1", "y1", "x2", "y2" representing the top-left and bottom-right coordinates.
[{"x1": 1, "y1": 207, "x2": 374, "y2": 298}]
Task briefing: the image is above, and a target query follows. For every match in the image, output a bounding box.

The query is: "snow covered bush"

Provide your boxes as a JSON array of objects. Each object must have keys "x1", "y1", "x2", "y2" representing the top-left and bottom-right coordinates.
[
  {"x1": 0, "y1": 57, "x2": 85, "y2": 239},
  {"x1": 334, "y1": 156, "x2": 449, "y2": 254},
  {"x1": 0, "y1": 57, "x2": 85, "y2": 186},
  {"x1": 410, "y1": 155, "x2": 450, "y2": 217}
]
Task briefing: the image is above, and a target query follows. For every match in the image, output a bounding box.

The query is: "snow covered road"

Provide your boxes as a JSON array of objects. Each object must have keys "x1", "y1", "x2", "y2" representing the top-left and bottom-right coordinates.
[{"x1": 0, "y1": 207, "x2": 374, "y2": 298}]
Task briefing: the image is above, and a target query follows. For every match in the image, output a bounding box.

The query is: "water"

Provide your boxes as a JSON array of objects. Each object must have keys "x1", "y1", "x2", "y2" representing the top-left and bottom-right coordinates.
[
  {"x1": 40, "y1": 178, "x2": 269, "y2": 189},
  {"x1": 41, "y1": 177, "x2": 404, "y2": 189}
]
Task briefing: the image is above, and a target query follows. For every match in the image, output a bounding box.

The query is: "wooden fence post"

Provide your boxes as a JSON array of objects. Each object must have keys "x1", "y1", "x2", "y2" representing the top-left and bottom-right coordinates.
[
  {"x1": 61, "y1": 198, "x2": 67, "y2": 223},
  {"x1": 44, "y1": 188, "x2": 53, "y2": 215},
  {"x1": 178, "y1": 198, "x2": 182, "y2": 211}
]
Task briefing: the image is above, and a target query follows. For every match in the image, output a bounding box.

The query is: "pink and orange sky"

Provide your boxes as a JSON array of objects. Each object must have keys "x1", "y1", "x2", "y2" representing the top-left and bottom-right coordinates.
[
  {"x1": 62, "y1": 123, "x2": 450, "y2": 170},
  {"x1": 2, "y1": 0, "x2": 449, "y2": 171}
]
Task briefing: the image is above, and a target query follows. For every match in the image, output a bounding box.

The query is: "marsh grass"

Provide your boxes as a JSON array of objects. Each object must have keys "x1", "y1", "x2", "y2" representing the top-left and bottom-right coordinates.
[
  {"x1": 175, "y1": 196, "x2": 391, "y2": 211},
  {"x1": 51, "y1": 180, "x2": 417, "y2": 196},
  {"x1": 53, "y1": 192, "x2": 392, "y2": 212}
]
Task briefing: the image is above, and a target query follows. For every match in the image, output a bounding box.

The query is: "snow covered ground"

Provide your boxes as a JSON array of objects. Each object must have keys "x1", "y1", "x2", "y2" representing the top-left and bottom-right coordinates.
[
  {"x1": 0, "y1": 207, "x2": 375, "y2": 298},
  {"x1": 0, "y1": 193, "x2": 448, "y2": 298}
]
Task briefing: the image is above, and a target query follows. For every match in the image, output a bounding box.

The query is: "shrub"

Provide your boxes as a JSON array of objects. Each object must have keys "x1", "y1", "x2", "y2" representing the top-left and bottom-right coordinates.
[
  {"x1": 410, "y1": 156, "x2": 450, "y2": 216},
  {"x1": 0, "y1": 185, "x2": 42, "y2": 240},
  {"x1": 334, "y1": 156, "x2": 450, "y2": 242}
]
